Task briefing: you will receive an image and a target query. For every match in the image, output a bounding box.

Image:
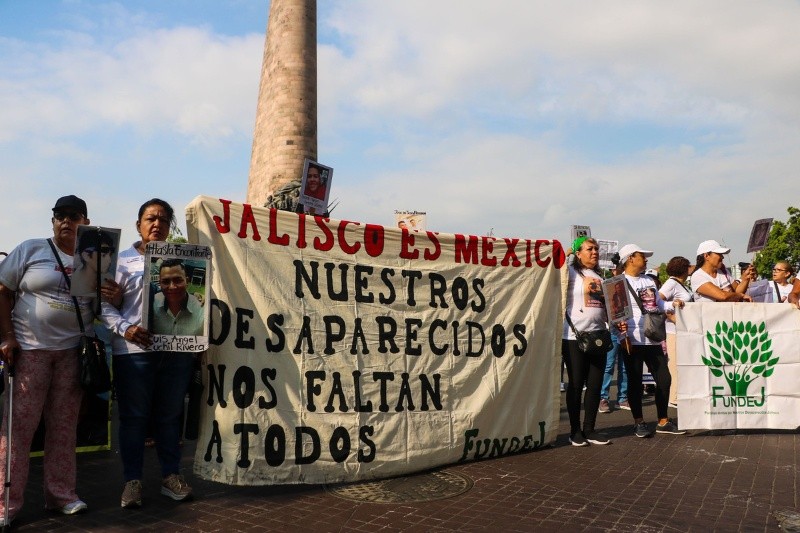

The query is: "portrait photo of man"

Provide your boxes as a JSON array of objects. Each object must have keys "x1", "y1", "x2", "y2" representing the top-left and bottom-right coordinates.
[{"x1": 151, "y1": 258, "x2": 205, "y2": 336}]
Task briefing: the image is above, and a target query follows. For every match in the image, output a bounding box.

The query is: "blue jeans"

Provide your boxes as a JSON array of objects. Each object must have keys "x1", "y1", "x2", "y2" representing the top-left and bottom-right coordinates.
[
  {"x1": 114, "y1": 352, "x2": 194, "y2": 481},
  {"x1": 601, "y1": 332, "x2": 627, "y2": 403}
]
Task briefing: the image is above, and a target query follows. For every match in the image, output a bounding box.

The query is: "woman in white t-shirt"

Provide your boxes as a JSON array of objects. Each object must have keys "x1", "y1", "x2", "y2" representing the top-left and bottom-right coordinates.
[
  {"x1": 659, "y1": 256, "x2": 692, "y2": 407},
  {"x1": 618, "y1": 244, "x2": 684, "y2": 438},
  {"x1": 690, "y1": 240, "x2": 752, "y2": 303},
  {"x1": 0, "y1": 195, "x2": 119, "y2": 523},
  {"x1": 771, "y1": 261, "x2": 797, "y2": 303},
  {"x1": 562, "y1": 237, "x2": 614, "y2": 447}
]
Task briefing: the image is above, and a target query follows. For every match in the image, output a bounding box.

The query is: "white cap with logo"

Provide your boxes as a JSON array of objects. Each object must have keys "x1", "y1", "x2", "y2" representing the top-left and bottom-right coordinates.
[
  {"x1": 696, "y1": 240, "x2": 730, "y2": 256},
  {"x1": 618, "y1": 243, "x2": 653, "y2": 264}
]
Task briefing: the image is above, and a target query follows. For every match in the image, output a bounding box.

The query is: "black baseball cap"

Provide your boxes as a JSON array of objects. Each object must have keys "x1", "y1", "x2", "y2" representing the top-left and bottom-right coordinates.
[{"x1": 52, "y1": 195, "x2": 88, "y2": 217}]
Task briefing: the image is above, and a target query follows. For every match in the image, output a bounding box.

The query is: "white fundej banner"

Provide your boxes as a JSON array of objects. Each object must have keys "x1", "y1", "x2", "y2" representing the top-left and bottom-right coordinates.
[
  {"x1": 185, "y1": 196, "x2": 565, "y2": 485},
  {"x1": 677, "y1": 302, "x2": 800, "y2": 430}
]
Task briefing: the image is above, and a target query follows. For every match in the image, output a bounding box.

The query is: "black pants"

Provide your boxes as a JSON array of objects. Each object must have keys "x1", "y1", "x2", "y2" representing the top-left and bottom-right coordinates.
[
  {"x1": 562, "y1": 339, "x2": 605, "y2": 436},
  {"x1": 621, "y1": 343, "x2": 671, "y2": 420}
]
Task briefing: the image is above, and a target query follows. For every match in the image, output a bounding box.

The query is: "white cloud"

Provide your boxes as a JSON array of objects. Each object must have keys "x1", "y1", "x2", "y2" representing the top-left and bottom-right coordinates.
[{"x1": 0, "y1": 27, "x2": 263, "y2": 144}]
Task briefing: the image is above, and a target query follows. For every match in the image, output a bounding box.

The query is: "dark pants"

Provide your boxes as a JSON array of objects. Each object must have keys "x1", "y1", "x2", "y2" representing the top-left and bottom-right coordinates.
[
  {"x1": 562, "y1": 339, "x2": 605, "y2": 436},
  {"x1": 621, "y1": 343, "x2": 671, "y2": 421},
  {"x1": 114, "y1": 352, "x2": 195, "y2": 481}
]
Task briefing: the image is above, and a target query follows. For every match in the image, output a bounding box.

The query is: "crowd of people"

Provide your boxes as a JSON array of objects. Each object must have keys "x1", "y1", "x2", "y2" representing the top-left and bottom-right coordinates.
[
  {"x1": 1, "y1": 196, "x2": 799, "y2": 525},
  {"x1": 563, "y1": 236, "x2": 800, "y2": 447}
]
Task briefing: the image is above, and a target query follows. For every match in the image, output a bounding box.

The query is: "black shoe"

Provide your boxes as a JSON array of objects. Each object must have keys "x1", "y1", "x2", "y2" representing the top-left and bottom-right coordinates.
[
  {"x1": 585, "y1": 431, "x2": 611, "y2": 445},
  {"x1": 569, "y1": 432, "x2": 589, "y2": 447},
  {"x1": 634, "y1": 422, "x2": 653, "y2": 438},
  {"x1": 656, "y1": 420, "x2": 687, "y2": 435}
]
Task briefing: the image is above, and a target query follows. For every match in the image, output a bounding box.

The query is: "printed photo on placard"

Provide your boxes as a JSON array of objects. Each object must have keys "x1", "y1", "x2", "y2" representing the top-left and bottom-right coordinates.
[
  {"x1": 597, "y1": 239, "x2": 619, "y2": 271},
  {"x1": 71, "y1": 226, "x2": 121, "y2": 297},
  {"x1": 394, "y1": 210, "x2": 427, "y2": 232},
  {"x1": 602, "y1": 274, "x2": 633, "y2": 323},
  {"x1": 746, "y1": 218, "x2": 773, "y2": 253},
  {"x1": 299, "y1": 159, "x2": 333, "y2": 215},
  {"x1": 141, "y1": 241, "x2": 212, "y2": 352},
  {"x1": 570, "y1": 225, "x2": 591, "y2": 243}
]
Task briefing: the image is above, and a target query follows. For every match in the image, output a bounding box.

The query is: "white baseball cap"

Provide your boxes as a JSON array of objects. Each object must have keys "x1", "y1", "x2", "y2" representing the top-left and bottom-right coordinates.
[
  {"x1": 696, "y1": 240, "x2": 730, "y2": 256},
  {"x1": 618, "y1": 244, "x2": 653, "y2": 264}
]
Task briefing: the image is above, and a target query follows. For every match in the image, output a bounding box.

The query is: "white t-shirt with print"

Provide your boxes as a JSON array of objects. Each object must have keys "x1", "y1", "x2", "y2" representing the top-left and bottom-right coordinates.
[
  {"x1": 773, "y1": 282, "x2": 793, "y2": 303},
  {"x1": 562, "y1": 266, "x2": 607, "y2": 340},
  {"x1": 659, "y1": 277, "x2": 691, "y2": 335},
  {"x1": 624, "y1": 273, "x2": 674, "y2": 346},
  {"x1": 690, "y1": 268, "x2": 733, "y2": 302},
  {"x1": 0, "y1": 238, "x2": 94, "y2": 350}
]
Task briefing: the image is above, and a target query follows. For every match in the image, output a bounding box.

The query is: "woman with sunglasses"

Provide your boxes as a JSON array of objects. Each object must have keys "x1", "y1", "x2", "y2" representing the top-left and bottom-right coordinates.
[
  {"x1": 690, "y1": 240, "x2": 752, "y2": 302},
  {"x1": 618, "y1": 244, "x2": 684, "y2": 438},
  {"x1": 0, "y1": 195, "x2": 118, "y2": 524}
]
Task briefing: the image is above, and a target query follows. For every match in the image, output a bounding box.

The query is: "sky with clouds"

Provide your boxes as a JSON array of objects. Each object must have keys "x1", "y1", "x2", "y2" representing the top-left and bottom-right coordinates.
[{"x1": 1, "y1": 0, "x2": 798, "y2": 266}]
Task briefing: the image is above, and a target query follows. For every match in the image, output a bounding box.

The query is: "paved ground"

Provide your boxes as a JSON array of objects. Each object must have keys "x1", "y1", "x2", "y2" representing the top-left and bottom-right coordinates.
[{"x1": 8, "y1": 391, "x2": 800, "y2": 532}]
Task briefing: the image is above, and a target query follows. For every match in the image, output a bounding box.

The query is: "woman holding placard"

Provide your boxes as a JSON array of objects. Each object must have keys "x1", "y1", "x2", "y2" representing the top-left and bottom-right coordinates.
[
  {"x1": 618, "y1": 244, "x2": 684, "y2": 438},
  {"x1": 562, "y1": 237, "x2": 614, "y2": 446},
  {"x1": 101, "y1": 198, "x2": 194, "y2": 509}
]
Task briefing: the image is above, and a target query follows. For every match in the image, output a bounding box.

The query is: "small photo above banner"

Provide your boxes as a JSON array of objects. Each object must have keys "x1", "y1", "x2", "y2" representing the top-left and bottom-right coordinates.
[
  {"x1": 394, "y1": 210, "x2": 427, "y2": 232},
  {"x1": 141, "y1": 241, "x2": 212, "y2": 352},
  {"x1": 570, "y1": 225, "x2": 591, "y2": 243},
  {"x1": 299, "y1": 159, "x2": 333, "y2": 215}
]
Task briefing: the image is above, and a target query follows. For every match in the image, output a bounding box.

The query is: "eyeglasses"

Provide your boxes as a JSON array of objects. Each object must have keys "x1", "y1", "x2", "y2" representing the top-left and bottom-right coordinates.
[
  {"x1": 84, "y1": 246, "x2": 114, "y2": 255},
  {"x1": 53, "y1": 211, "x2": 83, "y2": 222},
  {"x1": 773, "y1": 268, "x2": 788, "y2": 272}
]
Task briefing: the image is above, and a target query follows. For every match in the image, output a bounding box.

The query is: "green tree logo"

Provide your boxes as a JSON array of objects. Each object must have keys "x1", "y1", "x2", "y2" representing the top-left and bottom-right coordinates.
[{"x1": 702, "y1": 321, "x2": 779, "y2": 396}]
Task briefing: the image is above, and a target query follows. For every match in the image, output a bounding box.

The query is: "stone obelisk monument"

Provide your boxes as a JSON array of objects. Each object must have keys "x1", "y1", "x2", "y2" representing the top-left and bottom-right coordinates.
[{"x1": 246, "y1": 0, "x2": 317, "y2": 206}]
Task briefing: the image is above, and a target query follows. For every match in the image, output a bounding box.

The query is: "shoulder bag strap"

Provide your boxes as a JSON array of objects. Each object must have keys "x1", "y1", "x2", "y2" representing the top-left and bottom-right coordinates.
[
  {"x1": 564, "y1": 311, "x2": 580, "y2": 337},
  {"x1": 625, "y1": 278, "x2": 645, "y2": 312},
  {"x1": 774, "y1": 281, "x2": 782, "y2": 302},
  {"x1": 46, "y1": 238, "x2": 86, "y2": 334}
]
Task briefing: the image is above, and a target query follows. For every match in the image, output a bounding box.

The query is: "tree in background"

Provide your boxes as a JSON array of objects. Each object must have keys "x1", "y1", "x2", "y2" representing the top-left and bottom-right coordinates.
[{"x1": 754, "y1": 207, "x2": 800, "y2": 278}]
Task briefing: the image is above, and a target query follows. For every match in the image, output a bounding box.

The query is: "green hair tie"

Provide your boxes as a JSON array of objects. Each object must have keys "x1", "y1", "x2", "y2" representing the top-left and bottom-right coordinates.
[{"x1": 572, "y1": 236, "x2": 589, "y2": 253}]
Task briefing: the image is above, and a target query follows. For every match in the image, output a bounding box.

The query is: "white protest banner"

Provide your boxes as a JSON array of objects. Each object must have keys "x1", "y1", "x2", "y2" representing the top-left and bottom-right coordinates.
[
  {"x1": 185, "y1": 196, "x2": 564, "y2": 485},
  {"x1": 677, "y1": 302, "x2": 800, "y2": 430}
]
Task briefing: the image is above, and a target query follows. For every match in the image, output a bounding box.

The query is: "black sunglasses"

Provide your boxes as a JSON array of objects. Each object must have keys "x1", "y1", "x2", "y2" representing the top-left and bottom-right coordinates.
[{"x1": 53, "y1": 211, "x2": 83, "y2": 222}]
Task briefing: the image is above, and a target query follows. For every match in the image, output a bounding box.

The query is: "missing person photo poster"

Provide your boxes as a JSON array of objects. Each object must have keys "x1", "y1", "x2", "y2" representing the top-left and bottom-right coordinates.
[
  {"x1": 141, "y1": 241, "x2": 212, "y2": 352},
  {"x1": 602, "y1": 274, "x2": 633, "y2": 323},
  {"x1": 746, "y1": 218, "x2": 773, "y2": 253},
  {"x1": 570, "y1": 225, "x2": 591, "y2": 243},
  {"x1": 299, "y1": 158, "x2": 333, "y2": 215},
  {"x1": 394, "y1": 210, "x2": 427, "y2": 232},
  {"x1": 597, "y1": 239, "x2": 618, "y2": 271},
  {"x1": 70, "y1": 225, "x2": 121, "y2": 297}
]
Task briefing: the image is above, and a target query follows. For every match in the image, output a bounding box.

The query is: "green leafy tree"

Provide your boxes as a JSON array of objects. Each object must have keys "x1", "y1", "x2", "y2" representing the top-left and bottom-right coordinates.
[
  {"x1": 702, "y1": 321, "x2": 779, "y2": 396},
  {"x1": 753, "y1": 206, "x2": 800, "y2": 278},
  {"x1": 656, "y1": 262, "x2": 667, "y2": 285},
  {"x1": 167, "y1": 226, "x2": 188, "y2": 244}
]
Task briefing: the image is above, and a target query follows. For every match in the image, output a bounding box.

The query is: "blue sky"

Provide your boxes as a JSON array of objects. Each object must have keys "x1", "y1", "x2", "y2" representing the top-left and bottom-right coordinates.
[{"x1": 2, "y1": 0, "x2": 799, "y2": 266}]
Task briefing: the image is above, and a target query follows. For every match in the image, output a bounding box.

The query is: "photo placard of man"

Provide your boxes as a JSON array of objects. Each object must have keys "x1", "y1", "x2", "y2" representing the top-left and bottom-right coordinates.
[
  {"x1": 151, "y1": 259, "x2": 204, "y2": 336},
  {"x1": 299, "y1": 159, "x2": 334, "y2": 215}
]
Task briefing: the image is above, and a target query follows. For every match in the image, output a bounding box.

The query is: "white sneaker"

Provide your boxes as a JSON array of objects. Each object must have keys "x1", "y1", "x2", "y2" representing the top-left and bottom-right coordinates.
[{"x1": 53, "y1": 499, "x2": 88, "y2": 515}]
